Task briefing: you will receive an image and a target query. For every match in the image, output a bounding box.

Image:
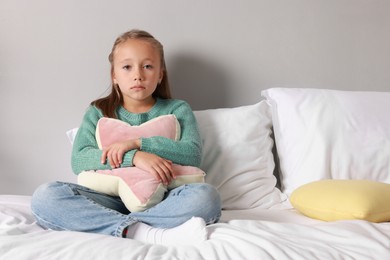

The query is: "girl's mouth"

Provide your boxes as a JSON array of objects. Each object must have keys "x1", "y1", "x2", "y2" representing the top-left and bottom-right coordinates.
[{"x1": 131, "y1": 85, "x2": 145, "y2": 90}]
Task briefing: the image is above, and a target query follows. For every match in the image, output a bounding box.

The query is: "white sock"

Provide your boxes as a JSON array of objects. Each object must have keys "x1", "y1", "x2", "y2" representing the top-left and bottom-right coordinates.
[{"x1": 125, "y1": 217, "x2": 207, "y2": 245}]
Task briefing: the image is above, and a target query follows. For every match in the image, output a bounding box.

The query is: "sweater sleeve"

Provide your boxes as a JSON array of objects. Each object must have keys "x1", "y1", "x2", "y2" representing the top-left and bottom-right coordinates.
[
  {"x1": 140, "y1": 101, "x2": 202, "y2": 167},
  {"x1": 71, "y1": 106, "x2": 136, "y2": 175}
]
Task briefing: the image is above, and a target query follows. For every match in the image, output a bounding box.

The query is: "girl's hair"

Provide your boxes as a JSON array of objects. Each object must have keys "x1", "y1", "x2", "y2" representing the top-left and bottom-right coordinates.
[{"x1": 91, "y1": 29, "x2": 172, "y2": 118}]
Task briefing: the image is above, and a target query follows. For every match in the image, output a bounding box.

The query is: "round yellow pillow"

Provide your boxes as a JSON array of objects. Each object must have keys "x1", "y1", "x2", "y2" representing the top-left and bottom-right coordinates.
[{"x1": 290, "y1": 179, "x2": 390, "y2": 222}]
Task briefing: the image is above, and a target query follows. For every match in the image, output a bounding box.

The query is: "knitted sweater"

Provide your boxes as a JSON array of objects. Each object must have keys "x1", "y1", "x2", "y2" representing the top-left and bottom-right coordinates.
[{"x1": 71, "y1": 98, "x2": 202, "y2": 174}]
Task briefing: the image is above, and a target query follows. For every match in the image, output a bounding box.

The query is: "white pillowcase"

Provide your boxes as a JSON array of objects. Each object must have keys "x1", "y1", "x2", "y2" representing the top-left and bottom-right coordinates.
[
  {"x1": 66, "y1": 128, "x2": 78, "y2": 145},
  {"x1": 67, "y1": 101, "x2": 285, "y2": 210},
  {"x1": 262, "y1": 88, "x2": 390, "y2": 195},
  {"x1": 195, "y1": 101, "x2": 285, "y2": 210}
]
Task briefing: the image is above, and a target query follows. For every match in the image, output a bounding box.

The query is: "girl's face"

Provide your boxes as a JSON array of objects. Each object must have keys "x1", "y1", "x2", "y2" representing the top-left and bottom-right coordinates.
[{"x1": 112, "y1": 39, "x2": 163, "y2": 110}]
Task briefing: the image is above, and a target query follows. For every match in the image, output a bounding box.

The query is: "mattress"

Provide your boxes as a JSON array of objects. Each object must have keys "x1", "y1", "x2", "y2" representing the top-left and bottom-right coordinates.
[{"x1": 1, "y1": 195, "x2": 390, "y2": 260}]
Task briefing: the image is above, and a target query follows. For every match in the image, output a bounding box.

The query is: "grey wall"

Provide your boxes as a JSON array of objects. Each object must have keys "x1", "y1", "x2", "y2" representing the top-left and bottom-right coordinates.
[{"x1": 1, "y1": 0, "x2": 390, "y2": 195}]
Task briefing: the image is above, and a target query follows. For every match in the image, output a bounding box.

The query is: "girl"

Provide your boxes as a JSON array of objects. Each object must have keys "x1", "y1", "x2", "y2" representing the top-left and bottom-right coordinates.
[{"x1": 31, "y1": 29, "x2": 221, "y2": 245}]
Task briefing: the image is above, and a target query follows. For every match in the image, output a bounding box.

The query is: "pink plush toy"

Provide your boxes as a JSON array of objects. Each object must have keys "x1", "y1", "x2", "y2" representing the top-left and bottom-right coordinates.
[{"x1": 77, "y1": 115, "x2": 205, "y2": 212}]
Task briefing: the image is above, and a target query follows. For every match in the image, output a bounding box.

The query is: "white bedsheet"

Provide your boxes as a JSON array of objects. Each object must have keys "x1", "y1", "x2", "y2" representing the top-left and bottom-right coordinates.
[{"x1": 1, "y1": 195, "x2": 390, "y2": 260}]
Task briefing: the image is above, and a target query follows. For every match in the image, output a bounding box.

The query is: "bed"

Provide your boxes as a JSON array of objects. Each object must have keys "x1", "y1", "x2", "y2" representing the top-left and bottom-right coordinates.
[{"x1": 1, "y1": 88, "x2": 390, "y2": 259}]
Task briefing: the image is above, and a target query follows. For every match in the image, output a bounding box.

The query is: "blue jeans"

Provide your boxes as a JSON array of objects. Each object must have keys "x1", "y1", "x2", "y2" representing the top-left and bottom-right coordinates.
[{"x1": 31, "y1": 181, "x2": 221, "y2": 237}]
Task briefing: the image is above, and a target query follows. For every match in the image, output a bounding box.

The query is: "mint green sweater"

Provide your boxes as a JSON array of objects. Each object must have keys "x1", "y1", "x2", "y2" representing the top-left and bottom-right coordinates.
[{"x1": 71, "y1": 98, "x2": 202, "y2": 174}]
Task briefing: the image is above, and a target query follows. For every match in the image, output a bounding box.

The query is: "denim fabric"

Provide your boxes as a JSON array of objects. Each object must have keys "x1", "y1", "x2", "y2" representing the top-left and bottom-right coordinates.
[{"x1": 31, "y1": 181, "x2": 221, "y2": 237}]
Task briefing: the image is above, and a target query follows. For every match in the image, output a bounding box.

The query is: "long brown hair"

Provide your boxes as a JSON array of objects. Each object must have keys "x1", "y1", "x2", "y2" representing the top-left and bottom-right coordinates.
[{"x1": 92, "y1": 29, "x2": 172, "y2": 118}]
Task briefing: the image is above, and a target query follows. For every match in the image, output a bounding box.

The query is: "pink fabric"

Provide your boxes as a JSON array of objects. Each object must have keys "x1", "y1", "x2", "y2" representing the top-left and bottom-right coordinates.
[
  {"x1": 96, "y1": 115, "x2": 178, "y2": 149},
  {"x1": 85, "y1": 115, "x2": 204, "y2": 210},
  {"x1": 97, "y1": 164, "x2": 204, "y2": 204},
  {"x1": 96, "y1": 168, "x2": 160, "y2": 204}
]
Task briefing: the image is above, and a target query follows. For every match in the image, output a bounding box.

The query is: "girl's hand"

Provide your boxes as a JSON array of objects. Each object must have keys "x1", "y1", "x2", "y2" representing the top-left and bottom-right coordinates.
[
  {"x1": 101, "y1": 139, "x2": 140, "y2": 168},
  {"x1": 133, "y1": 151, "x2": 174, "y2": 186}
]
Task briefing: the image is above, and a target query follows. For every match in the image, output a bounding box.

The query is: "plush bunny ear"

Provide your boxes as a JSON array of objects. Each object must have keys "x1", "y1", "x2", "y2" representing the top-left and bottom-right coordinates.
[
  {"x1": 78, "y1": 114, "x2": 204, "y2": 212},
  {"x1": 96, "y1": 115, "x2": 181, "y2": 150}
]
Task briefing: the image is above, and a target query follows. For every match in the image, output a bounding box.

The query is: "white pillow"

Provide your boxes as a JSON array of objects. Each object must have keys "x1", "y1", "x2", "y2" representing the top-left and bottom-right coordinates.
[
  {"x1": 67, "y1": 101, "x2": 285, "y2": 210},
  {"x1": 66, "y1": 128, "x2": 78, "y2": 145},
  {"x1": 262, "y1": 88, "x2": 390, "y2": 195},
  {"x1": 195, "y1": 101, "x2": 285, "y2": 210}
]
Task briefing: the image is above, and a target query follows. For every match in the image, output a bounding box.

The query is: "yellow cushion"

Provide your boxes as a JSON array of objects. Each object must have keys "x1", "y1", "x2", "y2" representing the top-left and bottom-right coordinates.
[{"x1": 290, "y1": 180, "x2": 390, "y2": 222}]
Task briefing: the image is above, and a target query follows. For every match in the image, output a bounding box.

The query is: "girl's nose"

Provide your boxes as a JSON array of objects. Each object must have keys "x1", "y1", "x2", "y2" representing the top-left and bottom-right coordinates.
[{"x1": 133, "y1": 68, "x2": 143, "y2": 81}]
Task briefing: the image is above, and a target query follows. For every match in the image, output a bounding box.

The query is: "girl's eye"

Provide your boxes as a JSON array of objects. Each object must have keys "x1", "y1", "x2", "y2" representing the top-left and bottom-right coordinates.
[
  {"x1": 122, "y1": 65, "x2": 131, "y2": 70},
  {"x1": 143, "y1": 64, "x2": 153, "y2": 69}
]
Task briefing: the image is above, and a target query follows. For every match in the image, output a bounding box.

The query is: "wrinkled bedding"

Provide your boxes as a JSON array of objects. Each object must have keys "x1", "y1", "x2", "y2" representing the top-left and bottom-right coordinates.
[{"x1": 1, "y1": 195, "x2": 389, "y2": 260}]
